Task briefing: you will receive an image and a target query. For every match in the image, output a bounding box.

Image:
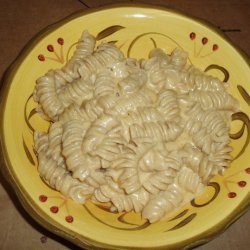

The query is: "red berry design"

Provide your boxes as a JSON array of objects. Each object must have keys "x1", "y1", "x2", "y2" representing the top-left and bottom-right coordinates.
[
  {"x1": 245, "y1": 168, "x2": 250, "y2": 174},
  {"x1": 39, "y1": 195, "x2": 48, "y2": 202},
  {"x1": 212, "y1": 44, "x2": 219, "y2": 51},
  {"x1": 202, "y1": 37, "x2": 208, "y2": 45},
  {"x1": 57, "y1": 37, "x2": 64, "y2": 45},
  {"x1": 228, "y1": 192, "x2": 237, "y2": 198},
  {"x1": 65, "y1": 215, "x2": 74, "y2": 223},
  {"x1": 38, "y1": 54, "x2": 45, "y2": 61},
  {"x1": 40, "y1": 235, "x2": 47, "y2": 243},
  {"x1": 238, "y1": 181, "x2": 247, "y2": 187},
  {"x1": 50, "y1": 206, "x2": 59, "y2": 213},
  {"x1": 47, "y1": 45, "x2": 54, "y2": 52},
  {"x1": 189, "y1": 32, "x2": 196, "y2": 40}
]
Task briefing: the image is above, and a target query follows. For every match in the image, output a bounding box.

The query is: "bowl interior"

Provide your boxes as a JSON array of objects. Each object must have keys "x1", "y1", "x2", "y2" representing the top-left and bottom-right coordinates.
[{"x1": 1, "y1": 5, "x2": 250, "y2": 249}]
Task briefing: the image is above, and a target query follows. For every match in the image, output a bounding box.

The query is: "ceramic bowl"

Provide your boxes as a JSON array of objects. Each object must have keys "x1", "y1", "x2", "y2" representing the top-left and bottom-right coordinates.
[{"x1": 1, "y1": 4, "x2": 250, "y2": 250}]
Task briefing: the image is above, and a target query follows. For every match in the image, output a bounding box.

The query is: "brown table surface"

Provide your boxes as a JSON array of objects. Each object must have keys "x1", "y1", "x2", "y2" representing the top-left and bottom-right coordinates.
[{"x1": 0, "y1": 0, "x2": 249, "y2": 249}]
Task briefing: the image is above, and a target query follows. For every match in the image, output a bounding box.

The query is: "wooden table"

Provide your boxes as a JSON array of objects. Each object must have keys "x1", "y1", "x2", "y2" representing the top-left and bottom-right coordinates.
[{"x1": 0, "y1": 0, "x2": 249, "y2": 249}]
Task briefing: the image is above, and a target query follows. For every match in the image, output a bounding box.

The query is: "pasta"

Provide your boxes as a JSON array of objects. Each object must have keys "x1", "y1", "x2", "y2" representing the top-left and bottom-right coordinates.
[{"x1": 34, "y1": 30, "x2": 239, "y2": 223}]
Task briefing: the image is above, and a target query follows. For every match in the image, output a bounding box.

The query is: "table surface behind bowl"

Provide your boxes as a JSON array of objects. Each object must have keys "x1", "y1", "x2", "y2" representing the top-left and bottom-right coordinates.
[{"x1": 0, "y1": 0, "x2": 249, "y2": 249}]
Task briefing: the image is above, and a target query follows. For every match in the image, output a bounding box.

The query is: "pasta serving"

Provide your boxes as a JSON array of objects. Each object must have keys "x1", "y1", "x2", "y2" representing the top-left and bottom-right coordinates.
[{"x1": 33, "y1": 31, "x2": 239, "y2": 223}]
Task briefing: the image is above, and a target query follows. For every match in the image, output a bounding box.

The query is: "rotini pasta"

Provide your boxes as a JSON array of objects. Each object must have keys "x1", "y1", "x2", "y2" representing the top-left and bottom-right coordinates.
[{"x1": 34, "y1": 30, "x2": 239, "y2": 223}]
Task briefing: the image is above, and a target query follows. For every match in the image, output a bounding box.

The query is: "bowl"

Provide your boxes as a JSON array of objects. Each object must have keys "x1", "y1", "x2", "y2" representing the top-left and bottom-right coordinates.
[{"x1": 0, "y1": 4, "x2": 250, "y2": 250}]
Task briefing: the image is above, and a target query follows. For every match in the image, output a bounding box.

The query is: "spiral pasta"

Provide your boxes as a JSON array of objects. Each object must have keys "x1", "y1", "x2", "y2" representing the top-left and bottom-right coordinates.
[{"x1": 34, "y1": 31, "x2": 239, "y2": 223}]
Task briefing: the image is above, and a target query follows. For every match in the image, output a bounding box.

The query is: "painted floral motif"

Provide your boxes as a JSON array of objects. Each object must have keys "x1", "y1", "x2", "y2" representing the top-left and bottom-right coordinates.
[
  {"x1": 189, "y1": 32, "x2": 219, "y2": 58},
  {"x1": 37, "y1": 38, "x2": 65, "y2": 64},
  {"x1": 222, "y1": 168, "x2": 249, "y2": 198},
  {"x1": 38, "y1": 194, "x2": 74, "y2": 223}
]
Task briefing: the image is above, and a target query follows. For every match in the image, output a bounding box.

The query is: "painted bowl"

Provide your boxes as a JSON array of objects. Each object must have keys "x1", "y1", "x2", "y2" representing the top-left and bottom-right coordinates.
[{"x1": 1, "y1": 4, "x2": 250, "y2": 250}]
